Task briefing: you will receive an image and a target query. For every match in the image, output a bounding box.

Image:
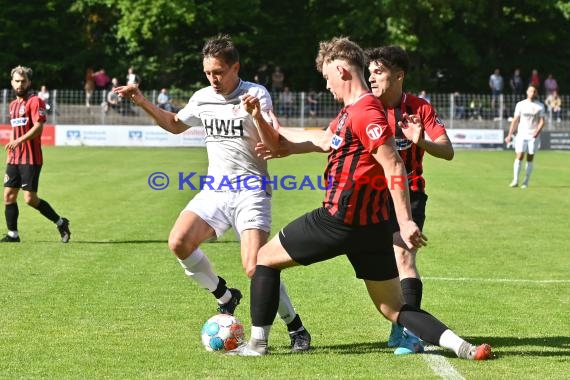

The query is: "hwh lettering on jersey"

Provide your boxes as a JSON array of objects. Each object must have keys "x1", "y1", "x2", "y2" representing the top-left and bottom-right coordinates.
[
  {"x1": 203, "y1": 118, "x2": 244, "y2": 137},
  {"x1": 10, "y1": 117, "x2": 28, "y2": 127}
]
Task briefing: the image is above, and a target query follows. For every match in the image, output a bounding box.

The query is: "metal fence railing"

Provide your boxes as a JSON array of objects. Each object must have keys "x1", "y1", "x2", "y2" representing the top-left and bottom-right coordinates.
[{"x1": 1, "y1": 89, "x2": 568, "y2": 131}]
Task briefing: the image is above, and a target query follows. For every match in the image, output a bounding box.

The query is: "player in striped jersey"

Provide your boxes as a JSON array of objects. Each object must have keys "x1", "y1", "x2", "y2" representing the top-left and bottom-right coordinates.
[
  {"x1": 114, "y1": 35, "x2": 310, "y2": 351},
  {"x1": 232, "y1": 37, "x2": 491, "y2": 360},
  {"x1": 2, "y1": 66, "x2": 71, "y2": 243},
  {"x1": 366, "y1": 46, "x2": 454, "y2": 354}
]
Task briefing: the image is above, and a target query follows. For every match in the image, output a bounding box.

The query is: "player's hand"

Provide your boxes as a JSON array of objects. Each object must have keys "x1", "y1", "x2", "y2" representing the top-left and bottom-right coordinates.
[
  {"x1": 113, "y1": 84, "x2": 143, "y2": 105},
  {"x1": 240, "y1": 94, "x2": 261, "y2": 118},
  {"x1": 255, "y1": 136, "x2": 292, "y2": 160},
  {"x1": 399, "y1": 220, "x2": 428, "y2": 250},
  {"x1": 5, "y1": 139, "x2": 21, "y2": 151},
  {"x1": 399, "y1": 113, "x2": 424, "y2": 145},
  {"x1": 505, "y1": 135, "x2": 512, "y2": 143}
]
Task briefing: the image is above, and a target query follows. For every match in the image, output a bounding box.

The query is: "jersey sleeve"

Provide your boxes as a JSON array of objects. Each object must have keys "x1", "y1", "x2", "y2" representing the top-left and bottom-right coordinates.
[
  {"x1": 244, "y1": 84, "x2": 274, "y2": 124},
  {"x1": 538, "y1": 103, "x2": 546, "y2": 117},
  {"x1": 29, "y1": 96, "x2": 47, "y2": 124},
  {"x1": 176, "y1": 96, "x2": 202, "y2": 127},
  {"x1": 419, "y1": 102, "x2": 446, "y2": 141},
  {"x1": 352, "y1": 99, "x2": 393, "y2": 152},
  {"x1": 513, "y1": 102, "x2": 522, "y2": 118}
]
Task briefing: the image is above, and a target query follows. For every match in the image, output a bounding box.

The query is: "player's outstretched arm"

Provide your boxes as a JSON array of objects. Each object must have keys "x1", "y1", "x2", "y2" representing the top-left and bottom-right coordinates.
[
  {"x1": 372, "y1": 139, "x2": 427, "y2": 250},
  {"x1": 114, "y1": 85, "x2": 189, "y2": 134},
  {"x1": 254, "y1": 128, "x2": 331, "y2": 159}
]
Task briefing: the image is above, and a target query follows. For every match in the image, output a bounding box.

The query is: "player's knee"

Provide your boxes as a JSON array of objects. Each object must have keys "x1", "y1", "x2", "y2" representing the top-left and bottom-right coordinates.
[
  {"x1": 243, "y1": 264, "x2": 256, "y2": 279},
  {"x1": 4, "y1": 193, "x2": 17, "y2": 204},
  {"x1": 257, "y1": 245, "x2": 272, "y2": 266},
  {"x1": 168, "y1": 233, "x2": 195, "y2": 257},
  {"x1": 23, "y1": 195, "x2": 37, "y2": 206}
]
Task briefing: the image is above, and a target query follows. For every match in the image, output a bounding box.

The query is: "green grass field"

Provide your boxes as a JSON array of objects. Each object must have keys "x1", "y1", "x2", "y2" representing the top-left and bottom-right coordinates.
[{"x1": 0, "y1": 147, "x2": 569, "y2": 379}]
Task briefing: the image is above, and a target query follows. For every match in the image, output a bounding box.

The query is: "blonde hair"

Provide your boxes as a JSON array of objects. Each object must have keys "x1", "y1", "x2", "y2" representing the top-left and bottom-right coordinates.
[
  {"x1": 315, "y1": 37, "x2": 365, "y2": 73},
  {"x1": 11, "y1": 65, "x2": 33, "y2": 80}
]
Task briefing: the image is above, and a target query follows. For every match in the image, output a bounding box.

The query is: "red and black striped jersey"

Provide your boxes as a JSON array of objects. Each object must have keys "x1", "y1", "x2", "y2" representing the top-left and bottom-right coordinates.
[
  {"x1": 8, "y1": 94, "x2": 46, "y2": 165},
  {"x1": 385, "y1": 93, "x2": 446, "y2": 192},
  {"x1": 323, "y1": 93, "x2": 394, "y2": 225}
]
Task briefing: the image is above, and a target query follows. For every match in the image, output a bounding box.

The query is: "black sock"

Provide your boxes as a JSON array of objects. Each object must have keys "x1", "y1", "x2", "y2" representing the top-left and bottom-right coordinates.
[
  {"x1": 401, "y1": 278, "x2": 423, "y2": 308},
  {"x1": 5, "y1": 203, "x2": 19, "y2": 231},
  {"x1": 34, "y1": 199, "x2": 60, "y2": 223},
  {"x1": 287, "y1": 314, "x2": 303, "y2": 333},
  {"x1": 397, "y1": 304, "x2": 448, "y2": 345},
  {"x1": 212, "y1": 276, "x2": 228, "y2": 299},
  {"x1": 251, "y1": 265, "x2": 281, "y2": 326}
]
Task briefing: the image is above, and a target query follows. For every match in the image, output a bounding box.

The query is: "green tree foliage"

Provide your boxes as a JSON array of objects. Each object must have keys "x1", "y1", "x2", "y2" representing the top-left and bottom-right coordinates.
[{"x1": 0, "y1": 0, "x2": 568, "y2": 93}]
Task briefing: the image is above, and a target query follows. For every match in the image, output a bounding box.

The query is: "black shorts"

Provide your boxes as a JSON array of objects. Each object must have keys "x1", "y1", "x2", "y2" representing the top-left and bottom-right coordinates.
[
  {"x1": 389, "y1": 191, "x2": 428, "y2": 233},
  {"x1": 4, "y1": 164, "x2": 42, "y2": 192},
  {"x1": 279, "y1": 207, "x2": 398, "y2": 281}
]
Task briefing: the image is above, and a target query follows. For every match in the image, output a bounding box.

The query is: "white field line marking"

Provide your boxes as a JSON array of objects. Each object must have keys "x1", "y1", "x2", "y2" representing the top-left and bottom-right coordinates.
[
  {"x1": 423, "y1": 345, "x2": 465, "y2": 380},
  {"x1": 423, "y1": 277, "x2": 570, "y2": 284}
]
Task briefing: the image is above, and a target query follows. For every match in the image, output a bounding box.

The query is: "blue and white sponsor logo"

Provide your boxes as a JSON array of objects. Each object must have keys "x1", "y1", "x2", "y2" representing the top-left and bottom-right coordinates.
[
  {"x1": 66, "y1": 130, "x2": 81, "y2": 139},
  {"x1": 331, "y1": 134, "x2": 343, "y2": 149},
  {"x1": 129, "y1": 130, "x2": 143, "y2": 139},
  {"x1": 10, "y1": 117, "x2": 28, "y2": 127}
]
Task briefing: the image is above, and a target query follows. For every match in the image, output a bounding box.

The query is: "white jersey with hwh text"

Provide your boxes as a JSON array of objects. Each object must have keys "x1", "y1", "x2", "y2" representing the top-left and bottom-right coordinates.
[
  {"x1": 514, "y1": 99, "x2": 545, "y2": 139},
  {"x1": 177, "y1": 80, "x2": 274, "y2": 190}
]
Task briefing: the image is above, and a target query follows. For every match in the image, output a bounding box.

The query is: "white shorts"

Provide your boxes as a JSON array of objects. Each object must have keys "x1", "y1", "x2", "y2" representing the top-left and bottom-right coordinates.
[
  {"x1": 183, "y1": 189, "x2": 271, "y2": 239},
  {"x1": 515, "y1": 136, "x2": 539, "y2": 155}
]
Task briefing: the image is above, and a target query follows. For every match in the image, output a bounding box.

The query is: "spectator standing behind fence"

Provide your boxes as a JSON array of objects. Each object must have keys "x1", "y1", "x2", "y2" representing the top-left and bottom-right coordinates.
[
  {"x1": 489, "y1": 68, "x2": 503, "y2": 116},
  {"x1": 157, "y1": 88, "x2": 175, "y2": 112},
  {"x1": 469, "y1": 97, "x2": 483, "y2": 120},
  {"x1": 545, "y1": 89, "x2": 562, "y2": 123},
  {"x1": 104, "y1": 77, "x2": 121, "y2": 113},
  {"x1": 37, "y1": 85, "x2": 51, "y2": 112},
  {"x1": 278, "y1": 86, "x2": 294, "y2": 119},
  {"x1": 271, "y1": 66, "x2": 284, "y2": 93},
  {"x1": 254, "y1": 64, "x2": 269, "y2": 88},
  {"x1": 84, "y1": 68, "x2": 95, "y2": 107},
  {"x1": 543, "y1": 74, "x2": 558, "y2": 96},
  {"x1": 529, "y1": 69, "x2": 540, "y2": 91},
  {"x1": 307, "y1": 89, "x2": 319, "y2": 124},
  {"x1": 93, "y1": 68, "x2": 111, "y2": 90},
  {"x1": 510, "y1": 68, "x2": 525, "y2": 97},
  {"x1": 126, "y1": 67, "x2": 141, "y2": 86}
]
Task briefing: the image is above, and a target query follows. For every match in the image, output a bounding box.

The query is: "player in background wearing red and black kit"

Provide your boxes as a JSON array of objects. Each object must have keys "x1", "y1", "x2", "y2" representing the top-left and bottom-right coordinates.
[
  {"x1": 2, "y1": 66, "x2": 71, "y2": 243},
  {"x1": 232, "y1": 37, "x2": 491, "y2": 360},
  {"x1": 366, "y1": 46, "x2": 454, "y2": 354}
]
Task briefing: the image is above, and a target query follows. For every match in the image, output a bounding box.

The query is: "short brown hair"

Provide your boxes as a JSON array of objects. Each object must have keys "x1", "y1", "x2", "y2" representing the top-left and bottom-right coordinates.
[{"x1": 202, "y1": 34, "x2": 240, "y2": 66}]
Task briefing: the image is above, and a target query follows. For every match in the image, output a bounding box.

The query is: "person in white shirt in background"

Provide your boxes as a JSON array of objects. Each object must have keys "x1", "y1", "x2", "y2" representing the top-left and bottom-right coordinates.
[{"x1": 505, "y1": 84, "x2": 545, "y2": 188}]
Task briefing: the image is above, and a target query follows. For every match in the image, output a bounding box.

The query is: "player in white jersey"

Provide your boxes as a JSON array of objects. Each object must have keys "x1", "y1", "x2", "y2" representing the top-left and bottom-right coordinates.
[
  {"x1": 505, "y1": 84, "x2": 545, "y2": 188},
  {"x1": 114, "y1": 35, "x2": 311, "y2": 352}
]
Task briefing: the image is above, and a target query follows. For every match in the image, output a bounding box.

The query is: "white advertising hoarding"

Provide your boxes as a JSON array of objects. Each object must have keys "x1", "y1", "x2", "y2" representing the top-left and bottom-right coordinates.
[{"x1": 55, "y1": 125, "x2": 206, "y2": 147}]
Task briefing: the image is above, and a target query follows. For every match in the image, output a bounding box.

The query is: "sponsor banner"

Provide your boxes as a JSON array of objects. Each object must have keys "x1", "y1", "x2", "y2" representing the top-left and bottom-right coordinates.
[
  {"x1": 447, "y1": 129, "x2": 504, "y2": 146},
  {"x1": 55, "y1": 125, "x2": 206, "y2": 147},
  {"x1": 0, "y1": 124, "x2": 55, "y2": 145},
  {"x1": 540, "y1": 131, "x2": 570, "y2": 150}
]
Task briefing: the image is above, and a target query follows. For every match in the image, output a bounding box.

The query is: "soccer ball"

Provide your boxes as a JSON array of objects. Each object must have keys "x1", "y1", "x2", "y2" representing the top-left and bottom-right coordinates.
[{"x1": 201, "y1": 314, "x2": 245, "y2": 352}]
